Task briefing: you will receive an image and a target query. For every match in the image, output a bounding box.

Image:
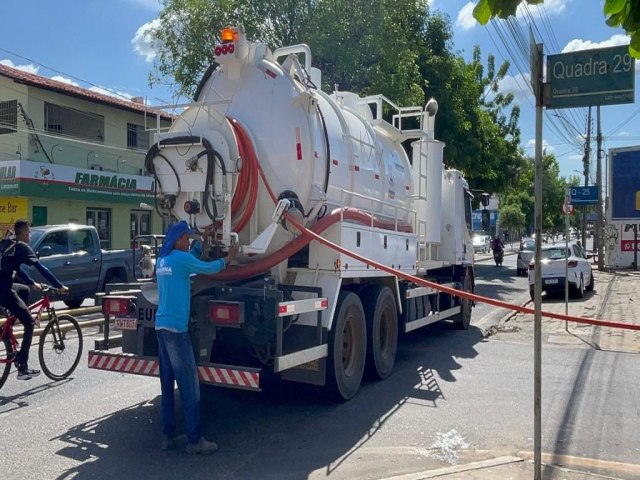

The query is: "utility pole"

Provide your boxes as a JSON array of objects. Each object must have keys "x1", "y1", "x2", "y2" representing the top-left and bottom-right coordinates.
[
  {"x1": 582, "y1": 107, "x2": 591, "y2": 246},
  {"x1": 596, "y1": 106, "x2": 604, "y2": 270}
]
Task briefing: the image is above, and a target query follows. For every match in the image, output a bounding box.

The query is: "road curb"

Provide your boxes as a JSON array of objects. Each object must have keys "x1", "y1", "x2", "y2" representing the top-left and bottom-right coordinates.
[
  {"x1": 474, "y1": 293, "x2": 530, "y2": 338},
  {"x1": 379, "y1": 456, "x2": 523, "y2": 480}
]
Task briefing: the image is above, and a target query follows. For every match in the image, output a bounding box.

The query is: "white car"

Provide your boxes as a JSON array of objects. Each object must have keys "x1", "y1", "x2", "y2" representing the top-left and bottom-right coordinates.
[
  {"x1": 528, "y1": 241, "x2": 594, "y2": 300},
  {"x1": 472, "y1": 234, "x2": 491, "y2": 254}
]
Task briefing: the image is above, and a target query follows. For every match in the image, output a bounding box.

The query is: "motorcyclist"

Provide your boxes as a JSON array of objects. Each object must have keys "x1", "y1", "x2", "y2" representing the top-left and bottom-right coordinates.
[{"x1": 491, "y1": 236, "x2": 504, "y2": 253}]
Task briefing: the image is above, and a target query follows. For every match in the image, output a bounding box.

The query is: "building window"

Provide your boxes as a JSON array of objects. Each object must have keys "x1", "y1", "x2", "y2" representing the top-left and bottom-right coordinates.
[
  {"x1": 130, "y1": 210, "x2": 152, "y2": 241},
  {"x1": 86, "y1": 208, "x2": 111, "y2": 249},
  {"x1": 0, "y1": 100, "x2": 17, "y2": 135},
  {"x1": 127, "y1": 123, "x2": 148, "y2": 150},
  {"x1": 45, "y1": 102, "x2": 104, "y2": 142}
]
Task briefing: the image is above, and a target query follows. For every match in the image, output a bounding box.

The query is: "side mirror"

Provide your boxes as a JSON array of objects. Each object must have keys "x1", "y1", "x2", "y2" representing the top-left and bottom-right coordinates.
[{"x1": 37, "y1": 245, "x2": 52, "y2": 258}]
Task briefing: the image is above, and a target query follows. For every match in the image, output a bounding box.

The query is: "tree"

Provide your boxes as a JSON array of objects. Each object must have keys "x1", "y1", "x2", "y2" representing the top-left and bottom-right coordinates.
[
  {"x1": 472, "y1": 0, "x2": 640, "y2": 57},
  {"x1": 498, "y1": 203, "x2": 526, "y2": 240}
]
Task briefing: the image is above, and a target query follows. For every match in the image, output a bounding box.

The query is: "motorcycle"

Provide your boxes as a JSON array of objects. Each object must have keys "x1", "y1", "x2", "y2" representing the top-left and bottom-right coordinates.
[{"x1": 492, "y1": 247, "x2": 504, "y2": 266}]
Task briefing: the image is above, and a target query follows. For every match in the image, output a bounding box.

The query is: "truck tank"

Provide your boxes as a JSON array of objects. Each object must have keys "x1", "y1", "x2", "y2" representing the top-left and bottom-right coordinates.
[{"x1": 146, "y1": 26, "x2": 442, "y2": 266}]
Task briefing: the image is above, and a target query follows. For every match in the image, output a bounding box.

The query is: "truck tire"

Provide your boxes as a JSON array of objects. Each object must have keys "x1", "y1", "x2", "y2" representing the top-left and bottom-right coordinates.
[
  {"x1": 103, "y1": 273, "x2": 125, "y2": 292},
  {"x1": 63, "y1": 299, "x2": 84, "y2": 309},
  {"x1": 362, "y1": 286, "x2": 398, "y2": 381},
  {"x1": 324, "y1": 291, "x2": 366, "y2": 401},
  {"x1": 452, "y1": 273, "x2": 473, "y2": 330}
]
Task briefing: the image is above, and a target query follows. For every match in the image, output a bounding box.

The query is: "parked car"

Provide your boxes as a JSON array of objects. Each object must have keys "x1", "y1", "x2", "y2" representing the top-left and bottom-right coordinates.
[
  {"x1": 472, "y1": 234, "x2": 491, "y2": 254},
  {"x1": 26, "y1": 224, "x2": 141, "y2": 308},
  {"x1": 527, "y1": 241, "x2": 594, "y2": 300},
  {"x1": 516, "y1": 237, "x2": 536, "y2": 276}
]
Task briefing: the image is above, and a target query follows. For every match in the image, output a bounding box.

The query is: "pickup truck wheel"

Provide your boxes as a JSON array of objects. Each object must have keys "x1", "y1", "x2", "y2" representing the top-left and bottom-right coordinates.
[
  {"x1": 103, "y1": 273, "x2": 125, "y2": 292},
  {"x1": 362, "y1": 286, "x2": 398, "y2": 381},
  {"x1": 324, "y1": 291, "x2": 366, "y2": 401},
  {"x1": 63, "y1": 299, "x2": 84, "y2": 309}
]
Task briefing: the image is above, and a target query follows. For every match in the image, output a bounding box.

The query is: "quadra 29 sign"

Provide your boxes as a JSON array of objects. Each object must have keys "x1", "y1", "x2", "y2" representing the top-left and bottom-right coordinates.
[{"x1": 547, "y1": 45, "x2": 635, "y2": 109}]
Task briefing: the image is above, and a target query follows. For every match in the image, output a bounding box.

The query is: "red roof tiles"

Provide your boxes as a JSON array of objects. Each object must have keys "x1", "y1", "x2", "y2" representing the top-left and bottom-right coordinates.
[{"x1": 0, "y1": 63, "x2": 173, "y2": 120}]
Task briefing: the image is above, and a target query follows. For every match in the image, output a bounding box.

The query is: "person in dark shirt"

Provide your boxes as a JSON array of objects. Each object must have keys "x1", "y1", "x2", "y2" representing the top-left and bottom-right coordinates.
[{"x1": 0, "y1": 219, "x2": 69, "y2": 380}]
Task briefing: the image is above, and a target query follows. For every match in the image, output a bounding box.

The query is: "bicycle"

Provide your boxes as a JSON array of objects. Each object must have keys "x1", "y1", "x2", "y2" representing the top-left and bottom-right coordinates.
[{"x1": 0, "y1": 285, "x2": 83, "y2": 390}]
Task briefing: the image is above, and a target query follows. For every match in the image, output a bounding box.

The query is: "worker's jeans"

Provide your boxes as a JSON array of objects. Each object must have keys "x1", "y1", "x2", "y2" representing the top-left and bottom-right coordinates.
[{"x1": 156, "y1": 329, "x2": 201, "y2": 444}]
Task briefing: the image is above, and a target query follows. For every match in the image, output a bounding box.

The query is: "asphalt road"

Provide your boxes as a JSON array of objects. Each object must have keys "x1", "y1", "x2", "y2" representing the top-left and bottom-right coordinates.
[{"x1": 2, "y1": 257, "x2": 639, "y2": 480}]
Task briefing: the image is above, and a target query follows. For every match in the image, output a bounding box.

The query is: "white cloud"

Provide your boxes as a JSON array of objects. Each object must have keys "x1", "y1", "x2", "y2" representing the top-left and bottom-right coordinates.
[
  {"x1": 0, "y1": 59, "x2": 39, "y2": 74},
  {"x1": 50, "y1": 76, "x2": 79, "y2": 87},
  {"x1": 562, "y1": 34, "x2": 631, "y2": 53},
  {"x1": 132, "y1": 18, "x2": 161, "y2": 62},
  {"x1": 89, "y1": 86, "x2": 133, "y2": 100},
  {"x1": 568, "y1": 154, "x2": 583, "y2": 162},
  {"x1": 497, "y1": 72, "x2": 533, "y2": 103},
  {"x1": 456, "y1": 2, "x2": 476, "y2": 31},
  {"x1": 526, "y1": 138, "x2": 555, "y2": 153},
  {"x1": 618, "y1": 131, "x2": 630, "y2": 136},
  {"x1": 518, "y1": 0, "x2": 568, "y2": 17},
  {"x1": 457, "y1": 0, "x2": 569, "y2": 31}
]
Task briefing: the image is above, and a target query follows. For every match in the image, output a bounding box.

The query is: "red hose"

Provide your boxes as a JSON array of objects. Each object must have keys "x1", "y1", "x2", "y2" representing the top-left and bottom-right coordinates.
[
  {"x1": 216, "y1": 142, "x2": 639, "y2": 331},
  {"x1": 229, "y1": 118, "x2": 258, "y2": 233}
]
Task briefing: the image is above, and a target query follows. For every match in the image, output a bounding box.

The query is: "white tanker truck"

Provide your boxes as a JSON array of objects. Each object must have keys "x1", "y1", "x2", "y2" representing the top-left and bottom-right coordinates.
[{"x1": 89, "y1": 26, "x2": 475, "y2": 400}]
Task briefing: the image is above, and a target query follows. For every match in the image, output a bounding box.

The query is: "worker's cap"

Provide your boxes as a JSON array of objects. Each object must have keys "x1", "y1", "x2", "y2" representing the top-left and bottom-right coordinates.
[{"x1": 158, "y1": 220, "x2": 194, "y2": 257}]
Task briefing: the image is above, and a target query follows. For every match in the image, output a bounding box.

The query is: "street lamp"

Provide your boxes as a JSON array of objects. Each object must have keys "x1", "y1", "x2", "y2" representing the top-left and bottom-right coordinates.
[
  {"x1": 86, "y1": 151, "x2": 99, "y2": 169},
  {"x1": 50, "y1": 144, "x2": 62, "y2": 163}
]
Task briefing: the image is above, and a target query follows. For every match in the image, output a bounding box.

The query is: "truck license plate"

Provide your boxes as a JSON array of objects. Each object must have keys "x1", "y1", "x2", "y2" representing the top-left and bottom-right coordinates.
[
  {"x1": 544, "y1": 278, "x2": 559, "y2": 285},
  {"x1": 114, "y1": 317, "x2": 137, "y2": 330}
]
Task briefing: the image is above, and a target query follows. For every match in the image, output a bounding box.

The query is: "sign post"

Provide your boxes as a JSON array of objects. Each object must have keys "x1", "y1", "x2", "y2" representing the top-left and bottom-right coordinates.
[
  {"x1": 530, "y1": 29, "x2": 544, "y2": 480},
  {"x1": 564, "y1": 187, "x2": 571, "y2": 325}
]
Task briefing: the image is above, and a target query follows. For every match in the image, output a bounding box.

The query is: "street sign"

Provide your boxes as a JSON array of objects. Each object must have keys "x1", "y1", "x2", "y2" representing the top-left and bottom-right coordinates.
[
  {"x1": 570, "y1": 186, "x2": 598, "y2": 205},
  {"x1": 546, "y1": 45, "x2": 635, "y2": 109},
  {"x1": 562, "y1": 203, "x2": 574, "y2": 215}
]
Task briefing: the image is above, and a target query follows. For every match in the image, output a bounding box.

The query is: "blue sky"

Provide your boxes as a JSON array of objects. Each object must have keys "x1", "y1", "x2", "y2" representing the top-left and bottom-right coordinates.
[{"x1": 1, "y1": 0, "x2": 638, "y2": 184}]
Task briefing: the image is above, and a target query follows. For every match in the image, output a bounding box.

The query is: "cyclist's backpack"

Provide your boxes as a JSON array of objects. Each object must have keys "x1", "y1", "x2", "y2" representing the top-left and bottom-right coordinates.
[{"x1": 0, "y1": 238, "x2": 16, "y2": 272}]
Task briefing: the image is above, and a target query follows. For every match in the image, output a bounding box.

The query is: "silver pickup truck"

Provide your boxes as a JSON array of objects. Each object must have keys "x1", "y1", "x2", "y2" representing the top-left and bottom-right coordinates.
[{"x1": 26, "y1": 224, "x2": 140, "y2": 308}]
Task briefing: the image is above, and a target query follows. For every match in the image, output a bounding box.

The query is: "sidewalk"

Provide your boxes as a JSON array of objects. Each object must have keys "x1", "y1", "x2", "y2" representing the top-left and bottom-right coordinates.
[
  {"x1": 493, "y1": 269, "x2": 640, "y2": 354},
  {"x1": 383, "y1": 269, "x2": 640, "y2": 480},
  {"x1": 383, "y1": 455, "x2": 640, "y2": 479}
]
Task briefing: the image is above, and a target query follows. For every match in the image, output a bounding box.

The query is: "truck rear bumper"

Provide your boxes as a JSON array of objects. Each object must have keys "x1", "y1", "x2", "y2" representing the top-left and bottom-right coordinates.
[{"x1": 88, "y1": 351, "x2": 261, "y2": 391}]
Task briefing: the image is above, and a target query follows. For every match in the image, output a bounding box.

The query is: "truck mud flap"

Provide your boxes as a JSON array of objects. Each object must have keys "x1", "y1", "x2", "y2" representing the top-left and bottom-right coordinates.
[{"x1": 88, "y1": 351, "x2": 261, "y2": 391}]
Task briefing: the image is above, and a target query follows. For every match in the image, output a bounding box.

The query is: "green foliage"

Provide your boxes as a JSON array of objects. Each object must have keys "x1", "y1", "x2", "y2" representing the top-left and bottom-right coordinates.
[
  {"x1": 473, "y1": 0, "x2": 640, "y2": 57},
  {"x1": 498, "y1": 203, "x2": 526, "y2": 232}
]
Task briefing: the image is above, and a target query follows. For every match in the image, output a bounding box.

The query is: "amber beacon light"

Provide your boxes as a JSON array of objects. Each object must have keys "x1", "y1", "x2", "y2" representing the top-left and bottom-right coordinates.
[{"x1": 221, "y1": 27, "x2": 235, "y2": 43}]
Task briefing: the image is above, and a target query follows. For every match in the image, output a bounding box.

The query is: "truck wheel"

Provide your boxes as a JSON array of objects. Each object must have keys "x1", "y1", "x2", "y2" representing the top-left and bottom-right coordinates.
[
  {"x1": 64, "y1": 299, "x2": 84, "y2": 309},
  {"x1": 325, "y1": 291, "x2": 366, "y2": 401},
  {"x1": 452, "y1": 273, "x2": 473, "y2": 330},
  {"x1": 362, "y1": 286, "x2": 398, "y2": 381},
  {"x1": 103, "y1": 273, "x2": 125, "y2": 292}
]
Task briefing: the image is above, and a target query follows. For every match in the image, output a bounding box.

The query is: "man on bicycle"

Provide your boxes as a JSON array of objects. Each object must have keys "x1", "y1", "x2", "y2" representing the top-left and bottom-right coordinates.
[{"x1": 0, "y1": 219, "x2": 69, "y2": 380}]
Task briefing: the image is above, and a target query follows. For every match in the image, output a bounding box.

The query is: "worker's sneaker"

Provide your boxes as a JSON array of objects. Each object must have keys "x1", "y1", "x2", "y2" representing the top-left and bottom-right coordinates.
[
  {"x1": 17, "y1": 366, "x2": 40, "y2": 380},
  {"x1": 185, "y1": 437, "x2": 218, "y2": 455},
  {"x1": 161, "y1": 434, "x2": 187, "y2": 451}
]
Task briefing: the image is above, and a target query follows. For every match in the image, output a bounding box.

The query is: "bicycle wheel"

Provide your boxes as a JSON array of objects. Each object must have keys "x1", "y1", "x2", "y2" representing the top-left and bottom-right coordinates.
[
  {"x1": 1, "y1": 335, "x2": 14, "y2": 390},
  {"x1": 38, "y1": 314, "x2": 83, "y2": 381}
]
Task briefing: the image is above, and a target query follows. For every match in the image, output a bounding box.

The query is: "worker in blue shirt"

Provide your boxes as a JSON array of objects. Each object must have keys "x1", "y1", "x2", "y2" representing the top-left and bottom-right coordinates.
[
  {"x1": 155, "y1": 221, "x2": 238, "y2": 455},
  {"x1": 0, "y1": 219, "x2": 69, "y2": 380}
]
